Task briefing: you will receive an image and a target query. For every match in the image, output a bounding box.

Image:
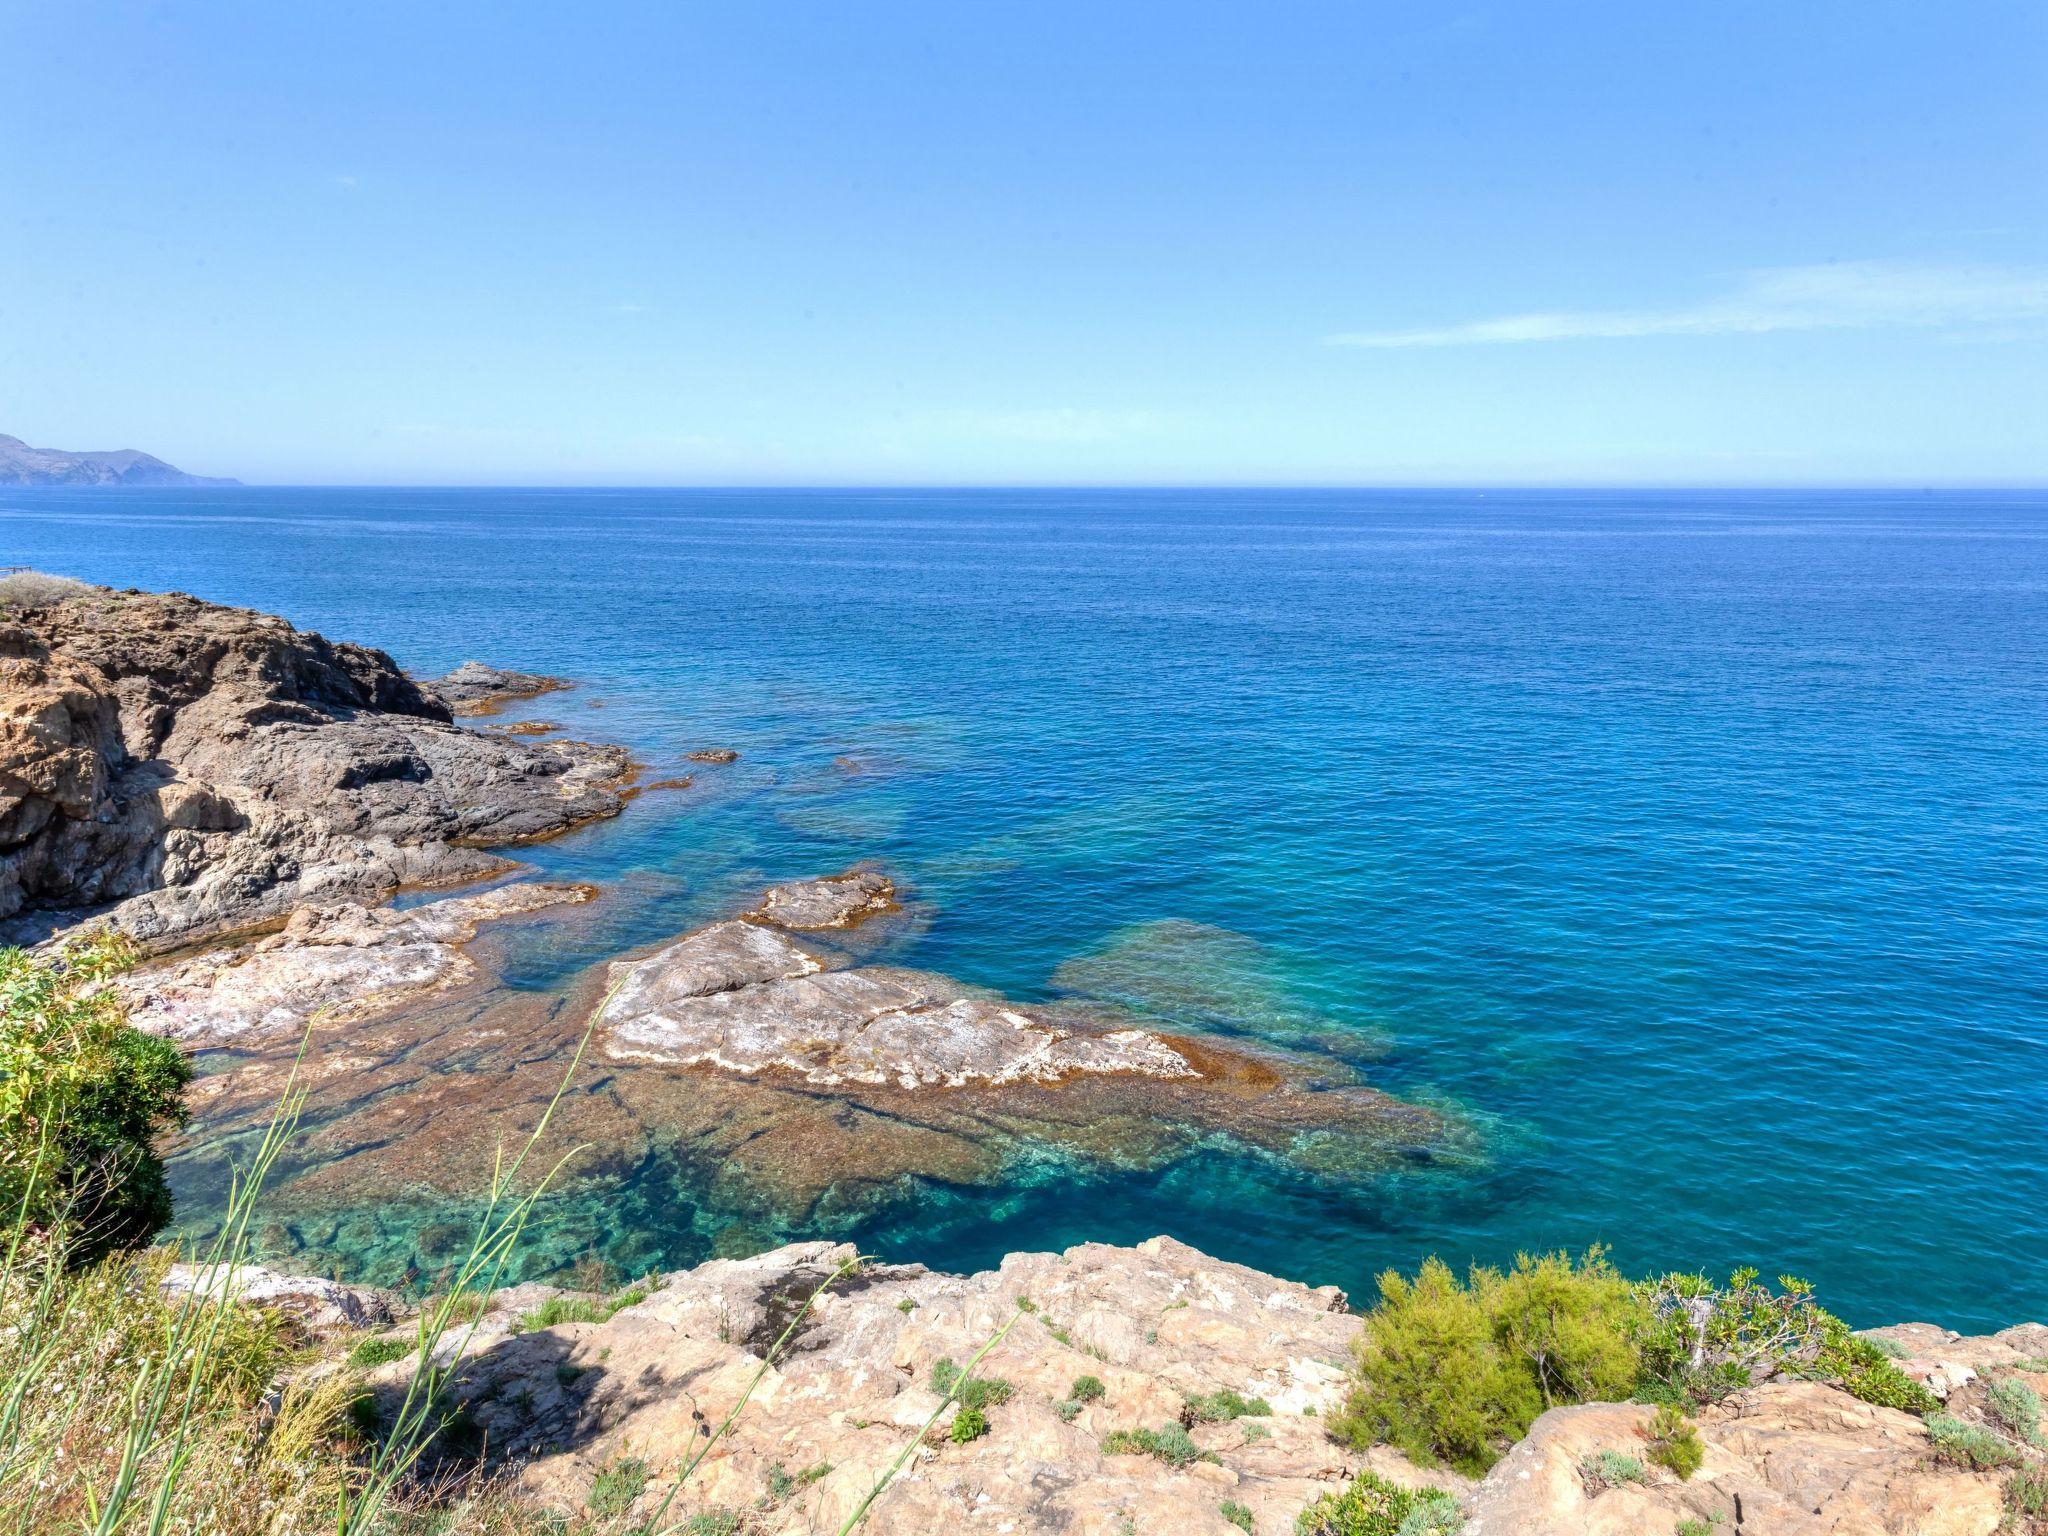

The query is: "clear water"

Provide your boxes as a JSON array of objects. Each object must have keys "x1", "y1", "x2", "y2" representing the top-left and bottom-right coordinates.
[{"x1": 6, "y1": 486, "x2": 2045, "y2": 1330}]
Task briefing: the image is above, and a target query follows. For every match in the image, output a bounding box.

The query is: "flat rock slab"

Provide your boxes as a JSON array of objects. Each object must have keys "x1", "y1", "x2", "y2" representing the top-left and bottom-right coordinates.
[
  {"x1": 121, "y1": 881, "x2": 590, "y2": 1043},
  {"x1": 596, "y1": 905, "x2": 1195, "y2": 1089},
  {"x1": 747, "y1": 868, "x2": 896, "y2": 930},
  {"x1": 424, "y1": 661, "x2": 569, "y2": 716}
]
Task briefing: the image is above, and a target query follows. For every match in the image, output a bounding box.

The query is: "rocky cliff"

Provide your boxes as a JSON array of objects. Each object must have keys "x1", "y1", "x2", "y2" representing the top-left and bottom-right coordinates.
[
  {"x1": 0, "y1": 432, "x2": 237, "y2": 486},
  {"x1": 0, "y1": 577, "x2": 632, "y2": 948}
]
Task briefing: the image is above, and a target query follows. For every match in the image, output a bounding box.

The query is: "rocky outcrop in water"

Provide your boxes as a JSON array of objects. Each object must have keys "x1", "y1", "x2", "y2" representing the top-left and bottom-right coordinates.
[
  {"x1": 419, "y1": 661, "x2": 569, "y2": 716},
  {"x1": 119, "y1": 882, "x2": 592, "y2": 1042},
  {"x1": 0, "y1": 583, "x2": 634, "y2": 948}
]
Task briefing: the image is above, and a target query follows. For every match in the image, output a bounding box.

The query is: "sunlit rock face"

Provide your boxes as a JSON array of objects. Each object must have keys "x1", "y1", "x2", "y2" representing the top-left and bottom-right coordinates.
[{"x1": 0, "y1": 584, "x2": 632, "y2": 949}]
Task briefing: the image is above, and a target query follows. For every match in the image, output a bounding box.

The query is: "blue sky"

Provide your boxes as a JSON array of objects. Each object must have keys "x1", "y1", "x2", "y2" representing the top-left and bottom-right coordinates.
[{"x1": 3, "y1": 1, "x2": 2044, "y2": 485}]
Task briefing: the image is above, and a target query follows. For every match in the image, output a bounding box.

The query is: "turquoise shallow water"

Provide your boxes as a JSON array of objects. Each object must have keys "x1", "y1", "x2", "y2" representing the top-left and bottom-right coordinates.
[{"x1": 6, "y1": 486, "x2": 2046, "y2": 1329}]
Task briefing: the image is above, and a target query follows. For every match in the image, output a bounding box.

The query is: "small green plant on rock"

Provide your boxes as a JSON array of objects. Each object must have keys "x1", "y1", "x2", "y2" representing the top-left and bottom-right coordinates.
[
  {"x1": 1674, "y1": 1517, "x2": 1726, "y2": 1536},
  {"x1": 2007, "y1": 1463, "x2": 2048, "y2": 1526},
  {"x1": 1220, "y1": 1499, "x2": 1254, "y2": 1532},
  {"x1": 588, "y1": 1456, "x2": 649, "y2": 1519},
  {"x1": 1925, "y1": 1413, "x2": 2021, "y2": 1471},
  {"x1": 683, "y1": 1512, "x2": 744, "y2": 1536},
  {"x1": 1185, "y1": 1387, "x2": 1272, "y2": 1423},
  {"x1": 1100, "y1": 1423, "x2": 1216, "y2": 1467},
  {"x1": 950, "y1": 1405, "x2": 990, "y2": 1442},
  {"x1": 1293, "y1": 1472, "x2": 1461, "y2": 1536},
  {"x1": 346, "y1": 1336, "x2": 414, "y2": 1369},
  {"x1": 1988, "y1": 1377, "x2": 2045, "y2": 1446},
  {"x1": 1071, "y1": 1373, "x2": 1107, "y2": 1403},
  {"x1": 1645, "y1": 1403, "x2": 1705, "y2": 1480},
  {"x1": 1580, "y1": 1449, "x2": 1646, "y2": 1491},
  {"x1": 931, "y1": 1355, "x2": 1014, "y2": 1412}
]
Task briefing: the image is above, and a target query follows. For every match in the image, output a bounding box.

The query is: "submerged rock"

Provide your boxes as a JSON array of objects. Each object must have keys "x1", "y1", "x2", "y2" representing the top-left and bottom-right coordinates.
[
  {"x1": 683, "y1": 746, "x2": 740, "y2": 764},
  {"x1": 120, "y1": 881, "x2": 592, "y2": 1043},
  {"x1": 0, "y1": 585, "x2": 634, "y2": 948}
]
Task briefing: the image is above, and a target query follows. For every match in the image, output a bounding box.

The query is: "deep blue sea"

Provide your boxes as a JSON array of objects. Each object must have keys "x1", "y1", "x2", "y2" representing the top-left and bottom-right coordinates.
[{"x1": 6, "y1": 486, "x2": 2046, "y2": 1330}]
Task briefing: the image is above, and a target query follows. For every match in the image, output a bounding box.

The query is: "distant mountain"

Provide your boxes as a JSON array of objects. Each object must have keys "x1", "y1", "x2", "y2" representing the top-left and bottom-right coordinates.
[{"x1": 0, "y1": 433, "x2": 238, "y2": 487}]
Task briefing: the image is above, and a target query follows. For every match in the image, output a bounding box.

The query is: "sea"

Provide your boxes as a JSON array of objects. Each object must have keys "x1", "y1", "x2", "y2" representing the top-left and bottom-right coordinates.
[{"x1": 5, "y1": 485, "x2": 2045, "y2": 1330}]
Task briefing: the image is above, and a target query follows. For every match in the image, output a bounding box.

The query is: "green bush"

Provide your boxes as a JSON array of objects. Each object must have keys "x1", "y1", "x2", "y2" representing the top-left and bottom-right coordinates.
[
  {"x1": 1646, "y1": 1404, "x2": 1704, "y2": 1479},
  {"x1": 1100, "y1": 1423, "x2": 1216, "y2": 1466},
  {"x1": 0, "y1": 936, "x2": 191, "y2": 1262},
  {"x1": 1220, "y1": 1500, "x2": 1254, "y2": 1533},
  {"x1": 1185, "y1": 1387, "x2": 1272, "y2": 1423},
  {"x1": 949, "y1": 1405, "x2": 990, "y2": 1442},
  {"x1": 2008, "y1": 1463, "x2": 2048, "y2": 1523},
  {"x1": 1925, "y1": 1413, "x2": 2021, "y2": 1471},
  {"x1": 1293, "y1": 1472, "x2": 1461, "y2": 1536},
  {"x1": 1331, "y1": 1249, "x2": 1642, "y2": 1475},
  {"x1": 1814, "y1": 1321, "x2": 1939, "y2": 1415},
  {"x1": 1988, "y1": 1377, "x2": 2044, "y2": 1445},
  {"x1": 346, "y1": 1336, "x2": 414, "y2": 1369},
  {"x1": 1070, "y1": 1373, "x2": 1107, "y2": 1403},
  {"x1": 587, "y1": 1456, "x2": 649, "y2": 1518}
]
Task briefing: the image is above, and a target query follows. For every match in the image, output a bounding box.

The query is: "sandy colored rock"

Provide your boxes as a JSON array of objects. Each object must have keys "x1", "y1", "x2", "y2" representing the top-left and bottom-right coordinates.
[
  {"x1": 160, "y1": 1263, "x2": 401, "y2": 1330},
  {"x1": 0, "y1": 585, "x2": 633, "y2": 948},
  {"x1": 1462, "y1": 1382, "x2": 2007, "y2": 1536},
  {"x1": 120, "y1": 882, "x2": 591, "y2": 1043}
]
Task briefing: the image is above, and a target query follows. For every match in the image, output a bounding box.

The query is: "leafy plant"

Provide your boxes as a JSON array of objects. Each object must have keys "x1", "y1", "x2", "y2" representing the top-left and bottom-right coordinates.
[
  {"x1": 0, "y1": 935, "x2": 191, "y2": 1262},
  {"x1": 1293, "y1": 1472, "x2": 1461, "y2": 1536},
  {"x1": 949, "y1": 1405, "x2": 989, "y2": 1442},
  {"x1": 1071, "y1": 1373, "x2": 1107, "y2": 1403},
  {"x1": 1221, "y1": 1500, "x2": 1254, "y2": 1532},
  {"x1": 1331, "y1": 1249, "x2": 1642, "y2": 1475}
]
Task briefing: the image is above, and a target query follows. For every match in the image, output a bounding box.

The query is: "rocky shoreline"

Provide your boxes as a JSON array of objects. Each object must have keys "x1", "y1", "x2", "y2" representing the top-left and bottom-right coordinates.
[
  {"x1": 9, "y1": 579, "x2": 2044, "y2": 1534},
  {"x1": 0, "y1": 579, "x2": 633, "y2": 950},
  {"x1": 199, "y1": 1238, "x2": 2044, "y2": 1535}
]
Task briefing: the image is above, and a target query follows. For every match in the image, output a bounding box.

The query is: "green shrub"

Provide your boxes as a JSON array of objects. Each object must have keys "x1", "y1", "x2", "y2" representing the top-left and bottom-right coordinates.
[
  {"x1": 588, "y1": 1456, "x2": 649, "y2": 1518},
  {"x1": 1054, "y1": 1399, "x2": 1082, "y2": 1423},
  {"x1": 1100, "y1": 1423, "x2": 1216, "y2": 1466},
  {"x1": 1221, "y1": 1500, "x2": 1254, "y2": 1533},
  {"x1": 1924, "y1": 1413, "x2": 2021, "y2": 1470},
  {"x1": 0, "y1": 935, "x2": 191, "y2": 1262},
  {"x1": 1071, "y1": 1373, "x2": 1107, "y2": 1403},
  {"x1": 1293, "y1": 1472, "x2": 1460, "y2": 1536},
  {"x1": 1331, "y1": 1249, "x2": 1642, "y2": 1475},
  {"x1": 949, "y1": 1405, "x2": 990, "y2": 1442},
  {"x1": 1814, "y1": 1322, "x2": 1939, "y2": 1415},
  {"x1": 1988, "y1": 1377, "x2": 2044, "y2": 1445},
  {"x1": 346, "y1": 1336, "x2": 414, "y2": 1369},
  {"x1": 931, "y1": 1356, "x2": 1014, "y2": 1412},
  {"x1": 1186, "y1": 1387, "x2": 1272, "y2": 1423},
  {"x1": 1645, "y1": 1403, "x2": 1704, "y2": 1480},
  {"x1": 2008, "y1": 1463, "x2": 2048, "y2": 1523},
  {"x1": 1580, "y1": 1449, "x2": 1645, "y2": 1489}
]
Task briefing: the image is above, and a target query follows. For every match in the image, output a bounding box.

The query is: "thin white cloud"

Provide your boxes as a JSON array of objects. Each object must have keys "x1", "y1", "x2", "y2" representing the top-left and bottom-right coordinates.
[{"x1": 1327, "y1": 261, "x2": 2048, "y2": 348}]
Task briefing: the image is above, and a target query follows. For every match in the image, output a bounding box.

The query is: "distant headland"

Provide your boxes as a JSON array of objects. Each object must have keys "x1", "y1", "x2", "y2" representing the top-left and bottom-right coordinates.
[{"x1": 0, "y1": 432, "x2": 237, "y2": 487}]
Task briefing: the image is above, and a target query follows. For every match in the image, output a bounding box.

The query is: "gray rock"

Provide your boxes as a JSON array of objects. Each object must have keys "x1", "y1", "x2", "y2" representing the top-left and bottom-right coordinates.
[
  {"x1": 0, "y1": 585, "x2": 633, "y2": 949},
  {"x1": 160, "y1": 1263, "x2": 399, "y2": 1329},
  {"x1": 597, "y1": 895, "x2": 1196, "y2": 1089},
  {"x1": 748, "y1": 868, "x2": 896, "y2": 930},
  {"x1": 420, "y1": 661, "x2": 569, "y2": 716}
]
